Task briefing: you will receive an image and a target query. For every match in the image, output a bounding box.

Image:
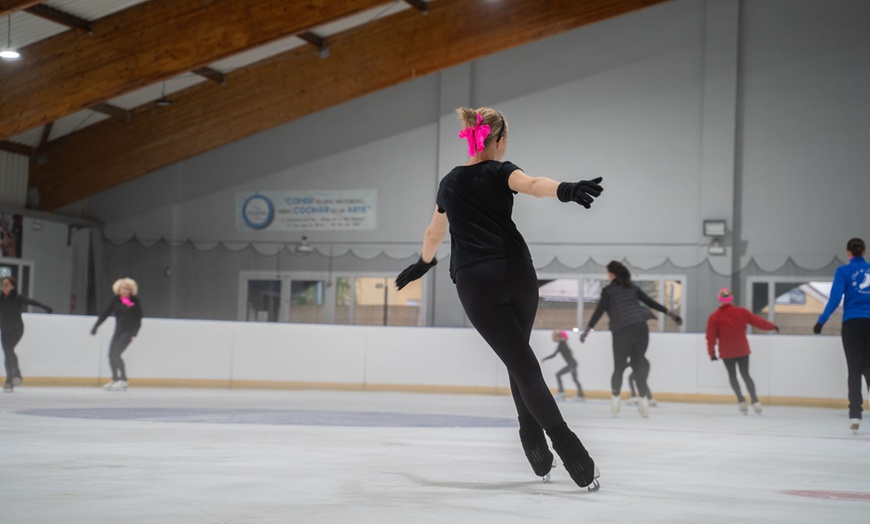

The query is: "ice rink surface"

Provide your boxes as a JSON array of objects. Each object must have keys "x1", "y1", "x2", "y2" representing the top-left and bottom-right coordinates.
[{"x1": 2, "y1": 387, "x2": 868, "y2": 523}]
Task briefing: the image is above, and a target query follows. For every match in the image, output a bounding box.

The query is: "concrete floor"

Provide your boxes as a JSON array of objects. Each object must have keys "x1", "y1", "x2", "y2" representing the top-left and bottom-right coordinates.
[{"x1": 1, "y1": 386, "x2": 868, "y2": 523}]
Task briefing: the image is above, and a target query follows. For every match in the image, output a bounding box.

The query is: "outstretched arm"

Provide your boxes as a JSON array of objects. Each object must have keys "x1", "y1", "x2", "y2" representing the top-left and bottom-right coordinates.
[
  {"x1": 421, "y1": 206, "x2": 448, "y2": 264},
  {"x1": 396, "y1": 206, "x2": 448, "y2": 290},
  {"x1": 508, "y1": 170, "x2": 603, "y2": 208}
]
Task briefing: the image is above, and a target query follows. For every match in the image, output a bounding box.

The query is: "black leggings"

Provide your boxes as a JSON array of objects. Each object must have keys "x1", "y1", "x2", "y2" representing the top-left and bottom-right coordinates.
[
  {"x1": 456, "y1": 257, "x2": 564, "y2": 431},
  {"x1": 2, "y1": 328, "x2": 23, "y2": 385},
  {"x1": 841, "y1": 318, "x2": 870, "y2": 419},
  {"x1": 610, "y1": 322, "x2": 650, "y2": 397},
  {"x1": 722, "y1": 356, "x2": 757, "y2": 403},
  {"x1": 109, "y1": 331, "x2": 133, "y2": 381},
  {"x1": 556, "y1": 365, "x2": 583, "y2": 397}
]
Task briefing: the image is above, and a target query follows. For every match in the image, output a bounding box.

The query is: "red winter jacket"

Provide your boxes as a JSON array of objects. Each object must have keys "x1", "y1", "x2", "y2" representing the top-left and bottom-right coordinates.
[{"x1": 706, "y1": 304, "x2": 777, "y2": 359}]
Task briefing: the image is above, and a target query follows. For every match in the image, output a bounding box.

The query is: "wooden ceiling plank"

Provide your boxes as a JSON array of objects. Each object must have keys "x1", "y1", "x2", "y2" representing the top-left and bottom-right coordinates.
[
  {"x1": 29, "y1": 0, "x2": 669, "y2": 210},
  {"x1": 25, "y1": 4, "x2": 93, "y2": 33},
  {"x1": 0, "y1": 0, "x2": 395, "y2": 141}
]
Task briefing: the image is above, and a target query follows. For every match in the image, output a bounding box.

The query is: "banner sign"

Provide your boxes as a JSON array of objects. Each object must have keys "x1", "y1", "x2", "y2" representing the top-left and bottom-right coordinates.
[{"x1": 236, "y1": 189, "x2": 377, "y2": 231}]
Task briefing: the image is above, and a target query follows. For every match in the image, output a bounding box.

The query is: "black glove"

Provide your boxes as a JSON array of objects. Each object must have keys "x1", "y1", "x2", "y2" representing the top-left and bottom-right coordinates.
[
  {"x1": 45, "y1": 307, "x2": 53, "y2": 314},
  {"x1": 666, "y1": 311, "x2": 683, "y2": 326},
  {"x1": 711, "y1": 355, "x2": 718, "y2": 361},
  {"x1": 90, "y1": 326, "x2": 98, "y2": 336},
  {"x1": 774, "y1": 325, "x2": 780, "y2": 333},
  {"x1": 557, "y1": 177, "x2": 603, "y2": 208},
  {"x1": 396, "y1": 256, "x2": 437, "y2": 291},
  {"x1": 813, "y1": 322, "x2": 823, "y2": 335}
]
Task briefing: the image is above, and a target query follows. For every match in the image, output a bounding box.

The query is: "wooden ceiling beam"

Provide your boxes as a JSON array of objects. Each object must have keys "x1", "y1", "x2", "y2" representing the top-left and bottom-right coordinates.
[
  {"x1": 25, "y1": 4, "x2": 93, "y2": 33},
  {"x1": 404, "y1": 0, "x2": 429, "y2": 14},
  {"x1": 193, "y1": 67, "x2": 228, "y2": 86},
  {"x1": 0, "y1": 140, "x2": 33, "y2": 157},
  {"x1": 0, "y1": 1, "x2": 42, "y2": 18},
  {"x1": 0, "y1": 0, "x2": 395, "y2": 141},
  {"x1": 91, "y1": 103, "x2": 132, "y2": 122},
  {"x1": 29, "y1": 0, "x2": 669, "y2": 211}
]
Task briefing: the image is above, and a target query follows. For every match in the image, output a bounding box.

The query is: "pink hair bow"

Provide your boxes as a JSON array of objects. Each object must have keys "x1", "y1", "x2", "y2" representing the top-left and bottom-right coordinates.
[{"x1": 458, "y1": 113, "x2": 491, "y2": 156}]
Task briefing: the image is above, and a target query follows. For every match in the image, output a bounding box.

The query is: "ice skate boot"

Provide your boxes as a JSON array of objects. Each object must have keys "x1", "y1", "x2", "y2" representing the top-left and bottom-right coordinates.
[
  {"x1": 752, "y1": 402, "x2": 762, "y2": 415},
  {"x1": 3, "y1": 382, "x2": 12, "y2": 392},
  {"x1": 610, "y1": 395, "x2": 621, "y2": 416},
  {"x1": 547, "y1": 422, "x2": 600, "y2": 493},
  {"x1": 103, "y1": 380, "x2": 117, "y2": 390},
  {"x1": 648, "y1": 397, "x2": 657, "y2": 407},
  {"x1": 518, "y1": 414, "x2": 555, "y2": 482},
  {"x1": 638, "y1": 396, "x2": 650, "y2": 418},
  {"x1": 109, "y1": 380, "x2": 128, "y2": 391},
  {"x1": 850, "y1": 419, "x2": 860, "y2": 434},
  {"x1": 738, "y1": 401, "x2": 748, "y2": 415}
]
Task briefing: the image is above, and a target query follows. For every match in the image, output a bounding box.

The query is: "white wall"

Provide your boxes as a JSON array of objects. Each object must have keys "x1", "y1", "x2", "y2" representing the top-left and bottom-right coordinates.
[{"x1": 17, "y1": 314, "x2": 848, "y2": 404}]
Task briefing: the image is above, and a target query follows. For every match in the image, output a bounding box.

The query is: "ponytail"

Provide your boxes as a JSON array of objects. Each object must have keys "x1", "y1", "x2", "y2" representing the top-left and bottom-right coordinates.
[
  {"x1": 847, "y1": 237, "x2": 865, "y2": 257},
  {"x1": 606, "y1": 260, "x2": 633, "y2": 288}
]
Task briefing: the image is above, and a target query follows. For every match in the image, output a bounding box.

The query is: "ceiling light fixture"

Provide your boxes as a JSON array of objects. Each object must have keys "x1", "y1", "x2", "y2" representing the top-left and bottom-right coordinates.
[
  {"x1": 0, "y1": 15, "x2": 21, "y2": 61},
  {"x1": 155, "y1": 81, "x2": 172, "y2": 107}
]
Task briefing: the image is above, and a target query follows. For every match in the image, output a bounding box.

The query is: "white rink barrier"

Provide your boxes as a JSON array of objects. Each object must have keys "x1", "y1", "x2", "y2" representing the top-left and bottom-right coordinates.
[{"x1": 16, "y1": 314, "x2": 849, "y2": 406}]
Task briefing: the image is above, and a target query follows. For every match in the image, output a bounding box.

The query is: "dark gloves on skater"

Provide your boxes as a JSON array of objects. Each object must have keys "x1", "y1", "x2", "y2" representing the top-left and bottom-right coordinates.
[
  {"x1": 666, "y1": 311, "x2": 682, "y2": 326},
  {"x1": 90, "y1": 326, "x2": 98, "y2": 336},
  {"x1": 813, "y1": 322, "x2": 823, "y2": 335},
  {"x1": 396, "y1": 256, "x2": 437, "y2": 290},
  {"x1": 579, "y1": 328, "x2": 591, "y2": 344},
  {"x1": 774, "y1": 325, "x2": 780, "y2": 333},
  {"x1": 710, "y1": 355, "x2": 718, "y2": 361},
  {"x1": 557, "y1": 177, "x2": 603, "y2": 209}
]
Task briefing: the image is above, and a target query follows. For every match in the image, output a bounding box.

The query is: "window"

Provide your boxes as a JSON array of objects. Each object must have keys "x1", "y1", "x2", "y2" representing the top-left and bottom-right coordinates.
[
  {"x1": 749, "y1": 278, "x2": 839, "y2": 335},
  {"x1": 240, "y1": 272, "x2": 425, "y2": 326}
]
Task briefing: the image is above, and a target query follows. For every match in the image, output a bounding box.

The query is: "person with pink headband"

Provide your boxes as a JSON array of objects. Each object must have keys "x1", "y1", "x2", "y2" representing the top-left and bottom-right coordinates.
[
  {"x1": 91, "y1": 277, "x2": 143, "y2": 392},
  {"x1": 706, "y1": 287, "x2": 778, "y2": 414},
  {"x1": 541, "y1": 329, "x2": 585, "y2": 402},
  {"x1": 396, "y1": 106, "x2": 603, "y2": 492}
]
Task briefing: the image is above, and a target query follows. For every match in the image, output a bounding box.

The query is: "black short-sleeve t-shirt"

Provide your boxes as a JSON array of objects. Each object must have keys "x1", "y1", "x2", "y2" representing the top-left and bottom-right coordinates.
[{"x1": 435, "y1": 160, "x2": 532, "y2": 281}]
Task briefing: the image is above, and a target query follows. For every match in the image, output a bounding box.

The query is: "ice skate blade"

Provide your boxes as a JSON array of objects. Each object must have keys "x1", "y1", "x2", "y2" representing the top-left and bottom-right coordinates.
[
  {"x1": 542, "y1": 472, "x2": 551, "y2": 484},
  {"x1": 586, "y1": 479, "x2": 601, "y2": 493}
]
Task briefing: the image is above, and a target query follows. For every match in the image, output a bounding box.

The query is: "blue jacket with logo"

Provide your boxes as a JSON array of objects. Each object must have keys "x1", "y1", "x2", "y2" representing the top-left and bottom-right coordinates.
[{"x1": 818, "y1": 256, "x2": 870, "y2": 325}]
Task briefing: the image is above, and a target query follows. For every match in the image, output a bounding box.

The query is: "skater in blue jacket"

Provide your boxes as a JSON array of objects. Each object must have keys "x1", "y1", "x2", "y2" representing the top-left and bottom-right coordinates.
[{"x1": 814, "y1": 238, "x2": 870, "y2": 433}]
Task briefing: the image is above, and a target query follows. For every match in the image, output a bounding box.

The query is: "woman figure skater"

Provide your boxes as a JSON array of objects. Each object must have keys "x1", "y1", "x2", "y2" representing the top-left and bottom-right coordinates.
[
  {"x1": 579, "y1": 261, "x2": 681, "y2": 418},
  {"x1": 396, "y1": 107, "x2": 603, "y2": 491},
  {"x1": 706, "y1": 288, "x2": 778, "y2": 415},
  {"x1": 91, "y1": 277, "x2": 143, "y2": 392},
  {"x1": 0, "y1": 276, "x2": 52, "y2": 392},
  {"x1": 813, "y1": 238, "x2": 870, "y2": 433},
  {"x1": 541, "y1": 330, "x2": 585, "y2": 401}
]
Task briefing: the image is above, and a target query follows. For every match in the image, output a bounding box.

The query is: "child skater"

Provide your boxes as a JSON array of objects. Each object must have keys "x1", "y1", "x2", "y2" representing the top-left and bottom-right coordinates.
[
  {"x1": 542, "y1": 329, "x2": 585, "y2": 401},
  {"x1": 91, "y1": 278, "x2": 143, "y2": 391},
  {"x1": 396, "y1": 107, "x2": 603, "y2": 491},
  {"x1": 706, "y1": 288, "x2": 778, "y2": 414}
]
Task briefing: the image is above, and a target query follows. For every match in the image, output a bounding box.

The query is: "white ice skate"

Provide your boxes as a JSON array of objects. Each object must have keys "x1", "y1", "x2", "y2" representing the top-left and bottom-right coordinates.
[
  {"x1": 850, "y1": 419, "x2": 860, "y2": 434},
  {"x1": 103, "y1": 380, "x2": 116, "y2": 390},
  {"x1": 638, "y1": 396, "x2": 650, "y2": 418},
  {"x1": 752, "y1": 402, "x2": 763, "y2": 415},
  {"x1": 738, "y1": 401, "x2": 748, "y2": 415},
  {"x1": 108, "y1": 380, "x2": 128, "y2": 391},
  {"x1": 610, "y1": 395, "x2": 621, "y2": 416}
]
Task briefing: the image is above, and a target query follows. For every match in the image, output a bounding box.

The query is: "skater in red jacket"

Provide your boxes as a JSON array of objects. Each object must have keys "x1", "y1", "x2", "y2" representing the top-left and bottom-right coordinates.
[{"x1": 706, "y1": 288, "x2": 778, "y2": 414}]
